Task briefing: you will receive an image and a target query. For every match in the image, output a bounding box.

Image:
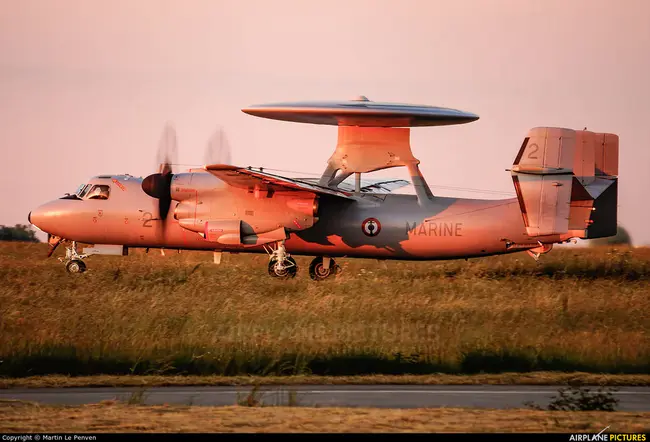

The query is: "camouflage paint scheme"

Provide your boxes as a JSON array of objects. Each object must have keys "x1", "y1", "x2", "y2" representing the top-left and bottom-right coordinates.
[
  {"x1": 30, "y1": 176, "x2": 535, "y2": 260},
  {"x1": 28, "y1": 98, "x2": 619, "y2": 273}
]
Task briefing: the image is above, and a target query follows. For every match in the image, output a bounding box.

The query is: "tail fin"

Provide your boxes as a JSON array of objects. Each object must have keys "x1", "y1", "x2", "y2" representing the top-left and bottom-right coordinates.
[
  {"x1": 511, "y1": 127, "x2": 619, "y2": 239},
  {"x1": 511, "y1": 127, "x2": 575, "y2": 237},
  {"x1": 570, "y1": 131, "x2": 619, "y2": 239}
]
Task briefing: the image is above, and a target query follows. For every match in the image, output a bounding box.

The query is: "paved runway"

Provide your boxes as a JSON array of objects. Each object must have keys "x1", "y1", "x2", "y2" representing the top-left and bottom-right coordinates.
[{"x1": 1, "y1": 385, "x2": 649, "y2": 410}]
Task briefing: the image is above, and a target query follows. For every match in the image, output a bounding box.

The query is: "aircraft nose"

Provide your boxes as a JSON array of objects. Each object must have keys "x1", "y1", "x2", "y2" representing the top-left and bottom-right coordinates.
[
  {"x1": 29, "y1": 202, "x2": 63, "y2": 234},
  {"x1": 29, "y1": 206, "x2": 45, "y2": 230}
]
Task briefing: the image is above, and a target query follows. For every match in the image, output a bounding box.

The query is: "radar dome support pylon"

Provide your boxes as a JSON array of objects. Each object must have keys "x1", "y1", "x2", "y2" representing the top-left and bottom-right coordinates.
[
  {"x1": 241, "y1": 96, "x2": 479, "y2": 206},
  {"x1": 318, "y1": 125, "x2": 435, "y2": 205}
]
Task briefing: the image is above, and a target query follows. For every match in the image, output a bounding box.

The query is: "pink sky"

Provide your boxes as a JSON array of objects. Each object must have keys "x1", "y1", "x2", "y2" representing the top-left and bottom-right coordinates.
[{"x1": 1, "y1": 0, "x2": 649, "y2": 244}]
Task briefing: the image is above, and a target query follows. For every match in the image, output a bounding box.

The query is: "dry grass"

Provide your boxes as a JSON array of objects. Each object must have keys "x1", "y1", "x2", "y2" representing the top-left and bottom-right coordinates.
[
  {"x1": 0, "y1": 401, "x2": 647, "y2": 433},
  {"x1": 2, "y1": 373, "x2": 649, "y2": 389},
  {"x1": 0, "y1": 242, "x2": 648, "y2": 378}
]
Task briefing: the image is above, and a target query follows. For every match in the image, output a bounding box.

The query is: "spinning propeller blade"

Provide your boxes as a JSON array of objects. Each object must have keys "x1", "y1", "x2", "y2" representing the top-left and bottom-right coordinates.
[
  {"x1": 141, "y1": 124, "x2": 233, "y2": 239},
  {"x1": 204, "y1": 126, "x2": 232, "y2": 166},
  {"x1": 141, "y1": 123, "x2": 178, "y2": 237}
]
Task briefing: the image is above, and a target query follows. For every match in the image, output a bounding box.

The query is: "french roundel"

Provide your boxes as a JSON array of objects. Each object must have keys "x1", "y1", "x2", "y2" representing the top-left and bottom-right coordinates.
[{"x1": 362, "y1": 218, "x2": 381, "y2": 237}]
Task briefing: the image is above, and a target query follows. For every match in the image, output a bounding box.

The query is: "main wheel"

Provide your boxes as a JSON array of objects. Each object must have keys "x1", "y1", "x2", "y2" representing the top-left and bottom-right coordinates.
[
  {"x1": 66, "y1": 259, "x2": 87, "y2": 274},
  {"x1": 268, "y1": 257, "x2": 298, "y2": 279},
  {"x1": 309, "y1": 257, "x2": 339, "y2": 281}
]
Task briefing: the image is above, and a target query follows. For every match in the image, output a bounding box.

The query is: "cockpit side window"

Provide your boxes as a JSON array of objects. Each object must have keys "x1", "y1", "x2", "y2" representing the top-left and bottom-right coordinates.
[{"x1": 87, "y1": 184, "x2": 110, "y2": 200}]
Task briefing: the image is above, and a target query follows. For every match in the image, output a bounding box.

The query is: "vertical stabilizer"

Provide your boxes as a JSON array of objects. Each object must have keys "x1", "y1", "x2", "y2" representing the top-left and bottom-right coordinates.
[
  {"x1": 595, "y1": 133, "x2": 619, "y2": 177},
  {"x1": 511, "y1": 127, "x2": 575, "y2": 237},
  {"x1": 512, "y1": 127, "x2": 575, "y2": 174},
  {"x1": 511, "y1": 127, "x2": 619, "y2": 240},
  {"x1": 583, "y1": 132, "x2": 619, "y2": 239},
  {"x1": 573, "y1": 130, "x2": 596, "y2": 185}
]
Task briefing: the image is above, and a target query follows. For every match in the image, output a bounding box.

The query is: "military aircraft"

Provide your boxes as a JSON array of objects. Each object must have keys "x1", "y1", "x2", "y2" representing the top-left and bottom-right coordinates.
[{"x1": 28, "y1": 96, "x2": 619, "y2": 280}]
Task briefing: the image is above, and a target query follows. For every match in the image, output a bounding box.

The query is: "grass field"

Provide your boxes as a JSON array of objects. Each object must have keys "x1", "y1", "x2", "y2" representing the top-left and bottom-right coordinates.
[
  {"x1": 0, "y1": 242, "x2": 648, "y2": 379},
  {"x1": 1, "y1": 401, "x2": 647, "y2": 433},
  {"x1": 3, "y1": 372, "x2": 649, "y2": 389}
]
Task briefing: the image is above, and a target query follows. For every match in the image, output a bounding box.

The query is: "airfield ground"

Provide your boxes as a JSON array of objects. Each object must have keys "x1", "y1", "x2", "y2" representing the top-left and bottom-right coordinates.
[
  {"x1": 0, "y1": 401, "x2": 647, "y2": 433},
  {"x1": 1, "y1": 242, "x2": 648, "y2": 432},
  {"x1": 1, "y1": 242, "x2": 648, "y2": 382},
  {"x1": 2, "y1": 373, "x2": 649, "y2": 389}
]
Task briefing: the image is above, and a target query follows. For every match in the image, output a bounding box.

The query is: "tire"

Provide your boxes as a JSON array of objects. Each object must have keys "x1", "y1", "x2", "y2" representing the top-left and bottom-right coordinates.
[
  {"x1": 268, "y1": 257, "x2": 297, "y2": 279},
  {"x1": 66, "y1": 259, "x2": 87, "y2": 274},
  {"x1": 309, "y1": 257, "x2": 338, "y2": 281}
]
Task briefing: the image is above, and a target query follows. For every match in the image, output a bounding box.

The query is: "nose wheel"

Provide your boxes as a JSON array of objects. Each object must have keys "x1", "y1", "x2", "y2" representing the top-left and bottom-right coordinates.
[
  {"x1": 58, "y1": 241, "x2": 89, "y2": 274},
  {"x1": 309, "y1": 257, "x2": 339, "y2": 281},
  {"x1": 65, "y1": 259, "x2": 87, "y2": 274}
]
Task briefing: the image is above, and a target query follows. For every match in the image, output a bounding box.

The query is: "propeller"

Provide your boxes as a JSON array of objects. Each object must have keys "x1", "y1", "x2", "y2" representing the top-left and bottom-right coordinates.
[
  {"x1": 204, "y1": 126, "x2": 232, "y2": 166},
  {"x1": 141, "y1": 123, "x2": 178, "y2": 237},
  {"x1": 141, "y1": 124, "x2": 233, "y2": 238}
]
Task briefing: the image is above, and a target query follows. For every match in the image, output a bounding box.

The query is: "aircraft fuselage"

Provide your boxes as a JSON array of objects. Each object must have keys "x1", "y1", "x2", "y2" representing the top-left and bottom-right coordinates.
[{"x1": 29, "y1": 174, "x2": 551, "y2": 261}]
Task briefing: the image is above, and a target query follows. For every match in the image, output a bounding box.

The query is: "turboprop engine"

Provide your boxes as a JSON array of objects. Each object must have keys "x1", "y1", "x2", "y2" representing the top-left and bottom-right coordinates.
[{"x1": 144, "y1": 170, "x2": 320, "y2": 247}]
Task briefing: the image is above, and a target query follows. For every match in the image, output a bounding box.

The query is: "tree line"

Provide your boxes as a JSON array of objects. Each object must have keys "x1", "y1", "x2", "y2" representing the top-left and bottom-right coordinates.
[{"x1": 0, "y1": 224, "x2": 41, "y2": 242}]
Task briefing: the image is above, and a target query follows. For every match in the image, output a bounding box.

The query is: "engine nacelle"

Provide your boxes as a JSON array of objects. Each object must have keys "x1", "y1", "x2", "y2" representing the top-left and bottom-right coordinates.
[
  {"x1": 286, "y1": 196, "x2": 319, "y2": 217},
  {"x1": 204, "y1": 220, "x2": 242, "y2": 245},
  {"x1": 181, "y1": 219, "x2": 289, "y2": 247},
  {"x1": 171, "y1": 170, "x2": 321, "y2": 244},
  {"x1": 170, "y1": 173, "x2": 225, "y2": 202}
]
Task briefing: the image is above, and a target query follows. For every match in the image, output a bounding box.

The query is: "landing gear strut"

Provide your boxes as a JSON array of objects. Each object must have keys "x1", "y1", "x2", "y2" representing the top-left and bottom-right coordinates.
[
  {"x1": 309, "y1": 256, "x2": 340, "y2": 281},
  {"x1": 60, "y1": 241, "x2": 88, "y2": 274},
  {"x1": 264, "y1": 241, "x2": 297, "y2": 279}
]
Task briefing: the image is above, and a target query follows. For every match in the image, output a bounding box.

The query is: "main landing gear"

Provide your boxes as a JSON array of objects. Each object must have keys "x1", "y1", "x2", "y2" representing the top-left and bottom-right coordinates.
[
  {"x1": 265, "y1": 241, "x2": 297, "y2": 279},
  {"x1": 60, "y1": 241, "x2": 88, "y2": 274},
  {"x1": 263, "y1": 241, "x2": 340, "y2": 281},
  {"x1": 308, "y1": 256, "x2": 340, "y2": 281}
]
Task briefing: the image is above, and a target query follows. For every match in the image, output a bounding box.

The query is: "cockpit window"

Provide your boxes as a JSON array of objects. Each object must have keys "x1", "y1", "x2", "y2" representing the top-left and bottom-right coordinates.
[
  {"x1": 76, "y1": 184, "x2": 92, "y2": 198},
  {"x1": 87, "y1": 184, "x2": 110, "y2": 200}
]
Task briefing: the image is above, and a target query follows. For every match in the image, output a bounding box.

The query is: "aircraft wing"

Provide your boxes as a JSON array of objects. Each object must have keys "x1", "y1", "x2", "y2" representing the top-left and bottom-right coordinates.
[
  {"x1": 296, "y1": 177, "x2": 410, "y2": 194},
  {"x1": 205, "y1": 165, "x2": 355, "y2": 199},
  {"x1": 358, "y1": 178, "x2": 410, "y2": 193}
]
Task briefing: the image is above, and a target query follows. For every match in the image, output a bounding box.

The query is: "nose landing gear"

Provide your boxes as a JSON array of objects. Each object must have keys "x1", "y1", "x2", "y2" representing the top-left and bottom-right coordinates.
[
  {"x1": 65, "y1": 258, "x2": 87, "y2": 274},
  {"x1": 59, "y1": 241, "x2": 88, "y2": 274}
]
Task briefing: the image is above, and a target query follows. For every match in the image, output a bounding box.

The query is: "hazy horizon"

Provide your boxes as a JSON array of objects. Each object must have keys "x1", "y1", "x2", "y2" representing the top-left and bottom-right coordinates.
[{"x1": 2, "y1": 0, "x2": 649, "y2": 245}]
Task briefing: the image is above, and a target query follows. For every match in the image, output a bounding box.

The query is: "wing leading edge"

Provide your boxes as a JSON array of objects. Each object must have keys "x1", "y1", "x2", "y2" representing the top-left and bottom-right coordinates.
[
  {"x1": 296, "y1": 176, "x2": 410, "y2": 194},
  {"x1": 204, "y1": 165, "x2": 356, "y2": 199}
]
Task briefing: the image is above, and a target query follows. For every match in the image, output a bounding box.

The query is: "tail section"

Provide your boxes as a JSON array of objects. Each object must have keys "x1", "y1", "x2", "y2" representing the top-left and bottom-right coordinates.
[
  {"x1": 511, "y1": 128, "x2": 575, "y2": 237},
  {"x1": 572, "y1": 131, "x2": 619, "y2": 239},
  {"x1": 511, "y1": 127, "x2": 619, "y2": 239}
]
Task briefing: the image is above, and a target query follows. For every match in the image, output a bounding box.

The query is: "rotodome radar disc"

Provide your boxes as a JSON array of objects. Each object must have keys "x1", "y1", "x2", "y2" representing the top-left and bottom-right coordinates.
[{"x1": 241, "y1": 96, "x2": 479, "y2": 127}]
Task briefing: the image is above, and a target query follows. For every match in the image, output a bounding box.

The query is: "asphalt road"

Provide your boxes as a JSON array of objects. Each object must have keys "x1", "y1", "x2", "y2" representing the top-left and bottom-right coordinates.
[{"x1": 1, "y1": 385, "x2": 649, "y2": 410}]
